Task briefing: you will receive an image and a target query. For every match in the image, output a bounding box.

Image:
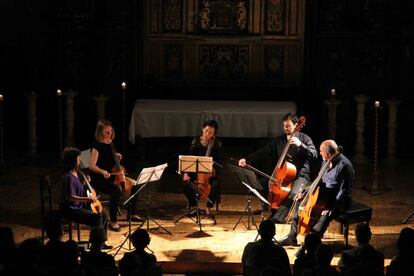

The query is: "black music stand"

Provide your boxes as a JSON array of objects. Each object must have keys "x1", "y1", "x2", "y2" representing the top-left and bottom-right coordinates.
[
  {"x1": 112, "y1": 163, "x2": 170, "y2": 257},
  {"x1": 175, "y1": 155, "x2": 214, "y2": 232},
  {"x1": 139, "y1": 163, "x2": 171, "y2": 234},
  {"x1": 228, "y1": 164, "x2": 271, "y2": 231}
]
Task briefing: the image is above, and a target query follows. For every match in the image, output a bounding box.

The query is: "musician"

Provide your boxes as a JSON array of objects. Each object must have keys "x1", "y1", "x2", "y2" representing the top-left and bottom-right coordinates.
[
  {"x1": 277, "y1": 139, "x2": 354, "y2": 249},
  {"x1": 59, "y1": 147, "x2": 111, "y2": 249},
  {"x1": 238, "y1": 113, "x2": 318, "y2": 222},
  {"x1": 182, "y1": 119, "x2": 223, "y2": 219},
  {"x1": 89, "y1": 119, "x2": 143, "y2": 232}
]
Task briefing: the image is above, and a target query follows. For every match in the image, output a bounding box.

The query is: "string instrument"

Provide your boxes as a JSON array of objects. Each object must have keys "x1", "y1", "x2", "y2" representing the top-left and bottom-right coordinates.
[
  {"x1": 111, "y1": 143, "x2": 136, "y2": 195},
  {"x1": 267, "y1": 116, "x2": 306, "y2": 209},
  {"x1": 195, "y1": 138, "x2": 215, "y2": 200},
  {"x1": 78, "y1": 169, "x2": 102, "y2": 214},
  {"x1": 296, "y1": 146, "x2": 343, "y2": 236}
]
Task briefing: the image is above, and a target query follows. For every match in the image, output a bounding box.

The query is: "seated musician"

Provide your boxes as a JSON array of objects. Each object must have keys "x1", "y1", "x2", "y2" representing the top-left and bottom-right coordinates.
[
  {"x1": 182, "y1": 119, "x2": 223, "y2": 220},
  {"x1": 89, "y1": 119, "x2": 143, "y2": 232},
  {"x1": 59, "y1": 147, "x2": 112, "y2": 249},
  {"x1": 277, "y1": 140, "x2": 354, "y2": 254},
  {"x1": 238, "y1": 113, "x2": 318, "y2": 221}
]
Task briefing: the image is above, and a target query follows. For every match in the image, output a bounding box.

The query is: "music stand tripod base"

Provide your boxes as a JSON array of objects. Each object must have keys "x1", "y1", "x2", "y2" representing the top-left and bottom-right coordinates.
[{"x1": 177, "y1": 155, "x2": 215, "y2": 232}]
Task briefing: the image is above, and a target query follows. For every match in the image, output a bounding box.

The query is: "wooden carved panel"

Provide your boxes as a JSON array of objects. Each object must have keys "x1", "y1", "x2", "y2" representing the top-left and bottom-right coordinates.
[
  {"x1": 264, "y1": 46, "x2": 284, "y2": 81},
  {"x1": 197, "y1": 0, "x2": 248, "y2": 34},
  {"x1": 265, "y1": 0, "x2": 286, "y2": 35},
  {"x1": 162, "y1": 0, "x2": 183, "y2": 32},
  {"x1": 199, "y1": 45, "x2": 249, "y2": 80},
  {"x1": 164, "y1": 44, "x2": 183, "y2": 80}
]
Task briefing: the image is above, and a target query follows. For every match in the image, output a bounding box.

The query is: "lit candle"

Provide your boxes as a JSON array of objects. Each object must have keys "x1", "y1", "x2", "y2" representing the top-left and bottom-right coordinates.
[
  {"x1": 330, "y1": 89, "x2": 336, "y2": 97},
  {"x1": 121, "y1": 82, "x2": 127, "y2": 90},
  {"x1": 57, "y1": 89, "x2": 62, "y2": 96},
  {"x1": 0, "y1": 94, "x2": 3, "y2": 101},
  {"x1": 374, "y1": 101, "x2": 380, "y2": 108}
]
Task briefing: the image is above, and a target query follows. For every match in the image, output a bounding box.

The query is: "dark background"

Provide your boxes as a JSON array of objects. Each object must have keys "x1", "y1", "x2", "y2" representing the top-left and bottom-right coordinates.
[{"x1": 1, "y1": 0, "x2": 413, "y2": 171}]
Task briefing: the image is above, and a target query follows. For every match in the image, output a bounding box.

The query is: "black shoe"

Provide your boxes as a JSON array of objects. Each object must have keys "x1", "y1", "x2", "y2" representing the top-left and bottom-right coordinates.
[
  {"x1": 295, "y1": 244, "x2": 305, "y2": 257},
  {"x1": 128, "y1": 215, "x2": 144, "y2": 222},
  {"x1": 102, "y1": 242, "x2": 113, "y2": 250},
  {"x1": 277, "y1": 235, "x2": 298, "y2": 246},
  {"x1": 108, "y1": 223, "x2": 121, "y2": 232}
]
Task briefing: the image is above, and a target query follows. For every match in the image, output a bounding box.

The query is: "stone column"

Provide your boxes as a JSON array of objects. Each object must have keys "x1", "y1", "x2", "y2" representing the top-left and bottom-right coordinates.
[
  {"x1": 25, "y1": 91, "x2": 38, "y2": 156},
  {"x1": 386, "y1": 98, "x2": 401, "y2": 163},
  {"x1": 324, "y1": 89, "x2": 342, "y2": 139},
  {"x1": 0, "y1": 94, "x2": 3, "y2": 167},
  {"x1": 64, "y1": 89, "x2": 77, "y2": 147},
  {"x1": 93, "y1": 94, "x2": 109, "y2": 121},
  {"x1": 353, "y1": 94, "x2": 369, "y2": 164}
]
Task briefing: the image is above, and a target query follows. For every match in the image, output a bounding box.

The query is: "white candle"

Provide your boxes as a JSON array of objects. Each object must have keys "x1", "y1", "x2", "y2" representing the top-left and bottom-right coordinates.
[
  {"x1": 121, "y1": 82, "x2": 127, "y2": 90},
  {"x1": 330, "y1": 89, "x2": 336, "y2": 97},
  {"x1": 0, "y1": 94, "x2": 3, "y2": 101},
  {"x1": 375, "y1": 101, "x2": 380, "y2": 108},
  {"x1": 57, "y1": 89, "x2": 62, "y2": 96}
]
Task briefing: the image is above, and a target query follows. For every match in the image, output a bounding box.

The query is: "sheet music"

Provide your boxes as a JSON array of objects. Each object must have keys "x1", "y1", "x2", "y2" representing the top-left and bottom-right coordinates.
[
  {"x1": 242, "y1": 181, "x2": 271, "y2": 206},
  {"x1": 178, "y1": 155, "x2": 213, "y2": 173},
  {"x1": 136, "y1": 163, "x2": 168, "y2": 184}
]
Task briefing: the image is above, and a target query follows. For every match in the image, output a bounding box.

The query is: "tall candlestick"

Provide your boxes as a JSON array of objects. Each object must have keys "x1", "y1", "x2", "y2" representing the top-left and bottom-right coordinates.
[
  {"x1": 121, "y1": 81, "x2": 126, "y2": 153},
  {"x1": 371, "y1": 100, "x2": 380, "y2": 195},
  {"x1": 0, "y1": 94, "x2": 3, "y2": 167},
  {"x1": 57, "y1": 89, "x2": 63, "y2": 153}
]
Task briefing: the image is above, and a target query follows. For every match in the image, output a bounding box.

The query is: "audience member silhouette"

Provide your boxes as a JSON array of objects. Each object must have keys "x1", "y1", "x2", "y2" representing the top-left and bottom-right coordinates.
[
  {"x1": 338, "y1": 222, "x2": 384, "y2": 276},
  {"x1": 386, "y1": 227, "x2": 414, "y2": 276},
  {"x1": 0, "y1": 227, "x2": 16, "y2": 275},
  {"x1": 119, "y1": 228, "x2": 159, "y2": 275},
  {"x1": 81, "y1": 228, "x2": 118, "y2": 276},
  {"x1": 14, "y1": 238, "x2": 44, "y2": 275},
  {"x1": 62, "y1": 240, "x2": 86, "y2": 276},
  {"x1": 38, "y1": 214, "x2": 66, "y2": 274},
  {"x1": 293, "y1": 233, "x2": 321, "y2": 276},
  {"x1": 242, "y1": 219, "x2": 292, "y2": 276},
  {"x1": 301, "y1": 244, "x2": 339, "y2": 276}
]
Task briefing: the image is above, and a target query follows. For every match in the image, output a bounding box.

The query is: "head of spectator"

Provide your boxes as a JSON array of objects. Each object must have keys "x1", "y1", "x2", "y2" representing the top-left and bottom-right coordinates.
[
  {"x1": 304, "y1": 232, "x2": 322, "y2": 255},
  {"x1": 355, "y1": 223, "x2": 371, "y2": 244},
  {"x1": 315, "y1": 244, "x2": 333, "y2": 268},
  {"x1": 89, "y1": 227, "x2": 105, "y2": 252},
  {"x1": 258, "y1": 219, "x2": 276, "y2": 242},
  {"x1": 130, "y1": 229, "x2": 151, "y2": 251},
  {"x1": 397, "y1": 227, "x2": 414, "y2": 257},
  {"x1": 44, "y1": 213, "x2": 63, "y2": 242}
]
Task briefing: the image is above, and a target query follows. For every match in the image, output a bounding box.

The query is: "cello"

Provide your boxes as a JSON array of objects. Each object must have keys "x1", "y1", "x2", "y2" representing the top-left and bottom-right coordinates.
[
  {"x1": 296, "y1": 146, "x2": 343, "y2": 236},
  {"x1": 195, "y1": 138, "x2": 215, "y2": 200},
  {"x1": 77, "y1": 169, "x2": 103, "y2": 214},
  {"x1": 267, "y1": 116, "x2": 306, "y2": 209},
  {"x1": 110, "y1": 143, "x2": 136, "y2": 196}
]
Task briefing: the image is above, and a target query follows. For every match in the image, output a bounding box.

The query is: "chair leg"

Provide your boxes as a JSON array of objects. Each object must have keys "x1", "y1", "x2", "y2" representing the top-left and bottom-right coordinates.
[
  {"x1": 344, "y1": 224, "x2": 349, "y2": 248},
  {"x1": 77, "y1": 224, "x2": 81, "y2": 241},
  {"x1": 68, "y1": 221, "x2": 73, "y2": 240}
]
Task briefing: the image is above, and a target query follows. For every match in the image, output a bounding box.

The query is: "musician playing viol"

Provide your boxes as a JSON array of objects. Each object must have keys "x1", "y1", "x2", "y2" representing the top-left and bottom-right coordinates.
[
  {"x1": 182, "y1": 120, "x2": 223, "y2": 220},
  {"x1": 277, "y1": 140, "x2": 354, "y2": 255},
  {"x1": 59, "y1": 147, "x2": 112, "y2": 249},
  {"x1": 89, "y1": 119, "x2": 143, "y2": 232},
  {"x1": 238, "y1": 113, "x2": 318, "y2": 222}
]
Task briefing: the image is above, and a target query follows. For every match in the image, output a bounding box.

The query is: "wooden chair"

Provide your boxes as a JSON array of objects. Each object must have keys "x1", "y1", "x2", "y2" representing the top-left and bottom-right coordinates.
[{"x1": 39, "y1": 174, "x2": 84, "y2": 244}]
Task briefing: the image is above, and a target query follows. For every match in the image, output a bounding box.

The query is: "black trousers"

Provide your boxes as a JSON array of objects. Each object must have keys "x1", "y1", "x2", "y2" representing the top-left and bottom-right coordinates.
[
  {"x1": 287, "y1": 197, "x2": 350, "y2": 239},
  {"x1": 182, "y1": 177, "x2": 219, "y2": 208},
  {"x1": 269, "y1": 176, "x2": 309, "y2": 223},
  {"x1": 92, "y1": 180, "x2": 121, "y2": 222},
  {"x1": 60, "y1": 206, "x2": 108, "y2": 241}
]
